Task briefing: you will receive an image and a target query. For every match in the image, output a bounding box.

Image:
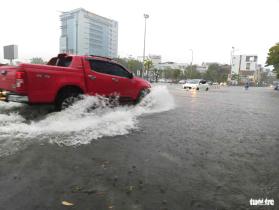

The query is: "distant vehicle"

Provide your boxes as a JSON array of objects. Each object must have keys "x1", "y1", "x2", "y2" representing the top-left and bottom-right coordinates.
[
  {"x1": 178, "y1": 80, "x2": 186, "y2": 84},
  {"x1": 245, "y1": 81, "x2": 249, "y2": 90},
  {"x1": 273, "y1": 81, "x2": 279, "y2": 90},
  {"x1": 212, "y1": 82, "x2": 219, "y2": 85},
  {"x1": 0, "y1": 53, "x2": 151, "y2": 111},
  {"x1": 182, "y1": 79, "x2": 209, "y2": 91},
  {"x1": 158, "y1": 78, "x2": 166, "y2": 83}
]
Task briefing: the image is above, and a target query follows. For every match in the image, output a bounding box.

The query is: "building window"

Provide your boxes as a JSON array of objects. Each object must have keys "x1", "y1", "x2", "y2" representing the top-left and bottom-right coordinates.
[
  {"x1": 246, "y1": 63, "x2": 250, "y2": 70},
  {"x1": 90, "y1": 44, "x2": 103, "y2": 49},
  {"x1": 246, "y1": 56, "x2": 257, "y2": 62}
]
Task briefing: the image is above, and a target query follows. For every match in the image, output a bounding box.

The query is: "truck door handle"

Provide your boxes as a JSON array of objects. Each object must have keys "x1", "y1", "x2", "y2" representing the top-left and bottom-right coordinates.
[
  {"x1": 112, "y1": 78, "x2": 119, "y2": 82},
  {"x1": 88, "y1": 75, "x2": 96, "y2": 80}
]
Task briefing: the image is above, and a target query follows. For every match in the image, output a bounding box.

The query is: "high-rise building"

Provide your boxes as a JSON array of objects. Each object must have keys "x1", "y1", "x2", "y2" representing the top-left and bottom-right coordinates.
[{"x1": 60, "y1": 8, "x2": 118, "y2": 58}]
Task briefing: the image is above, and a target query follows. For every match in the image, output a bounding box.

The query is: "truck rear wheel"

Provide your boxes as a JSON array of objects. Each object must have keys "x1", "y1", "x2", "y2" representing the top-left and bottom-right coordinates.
[{"x1": 55, "y1": 89, "x2": 81, "y2": 111}]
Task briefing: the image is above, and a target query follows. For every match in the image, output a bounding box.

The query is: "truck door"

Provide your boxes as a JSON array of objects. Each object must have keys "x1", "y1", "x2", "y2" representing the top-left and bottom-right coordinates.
[
  {"x1": 105, "y1": 62, "x2": 135, "y2": 102},
  {"x1": 85, "y1": 59, "x2": 117, "y2": 96}
]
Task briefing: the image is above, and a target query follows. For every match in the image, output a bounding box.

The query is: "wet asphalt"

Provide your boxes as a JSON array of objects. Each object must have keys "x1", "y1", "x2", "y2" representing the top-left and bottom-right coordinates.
[{"x1": 0, "y1": 85, "x2": 278, "y2": 210}]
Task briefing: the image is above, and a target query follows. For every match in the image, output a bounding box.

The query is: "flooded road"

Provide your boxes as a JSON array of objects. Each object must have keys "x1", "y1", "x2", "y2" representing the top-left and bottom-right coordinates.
[{"x1": 0, "y1": 85, "x2": 278, "y2": 210}]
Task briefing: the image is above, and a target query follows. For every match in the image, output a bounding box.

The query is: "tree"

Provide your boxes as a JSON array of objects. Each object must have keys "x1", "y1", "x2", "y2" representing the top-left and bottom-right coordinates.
[
  {"x1": 144, "y1": 59, "x2": 153, "y2": 71},
  {"x1": 163, "y1": 68, "x2": 173, "y2": 79},
  {"x1": 204, "y1": 63, "x2": 219, "y2": 82},
  {"x1": 161, "y1": 68, "x2": 184, "y2": 81},
  {"x1": 114, "y1": 57, "x2": 142, "y2": 75},
  {"x1": 219, "y1": 64, "x2": 231, "y2": 82},
  {"x1": 231, "y1": 74, "x2": 239, "y2": 81},
  {"x1": 266, "y1": 42, "x2": 279, "y2": 78},
  {"x1": 172, "y1": 69, "x2": 181, "y2": 82},
  {"x1": 30, "y1": 57, "x2": 45, "y2": 64},
  {"x1": 144, "y1": 59, "x2": 153, "y2": 79},
  {"x1": 127, "y1": 59, "x2": 142, "y2": 72},
  {"x1": 151, "y1": 68, "x2": 161, "y2": 82},
  {"x1": 204, "y1": 63, "x2": 230, "y2": 82},
  {"x1": 184, "y1": 65, "x2": 202, "y2": 79}
]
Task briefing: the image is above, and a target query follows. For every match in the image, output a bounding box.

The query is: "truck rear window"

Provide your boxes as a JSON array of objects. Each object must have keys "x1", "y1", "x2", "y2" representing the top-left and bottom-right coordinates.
[{"x1": 47, "y1": 56, "x2": 72, "y2": 67}]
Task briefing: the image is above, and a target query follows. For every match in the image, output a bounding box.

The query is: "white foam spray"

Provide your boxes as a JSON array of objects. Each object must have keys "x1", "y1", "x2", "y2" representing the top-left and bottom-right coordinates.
[{"x1": 0, "y1": 85, "x2": 175, "y2": 156}]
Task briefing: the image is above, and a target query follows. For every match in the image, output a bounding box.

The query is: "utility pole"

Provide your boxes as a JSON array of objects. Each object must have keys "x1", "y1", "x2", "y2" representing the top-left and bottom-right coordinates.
[
  {"x1": 230, "y1": 46, "x2": 235, "y2": 72},
  {"x1": 141, "y1": 14, "x2": 149, "y2": 77}
]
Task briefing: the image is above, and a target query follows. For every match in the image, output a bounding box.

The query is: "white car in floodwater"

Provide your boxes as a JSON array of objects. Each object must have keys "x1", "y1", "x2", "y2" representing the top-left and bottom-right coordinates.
[{"x1": 182, "y1": 79, "x2": 209, "y2": 91}]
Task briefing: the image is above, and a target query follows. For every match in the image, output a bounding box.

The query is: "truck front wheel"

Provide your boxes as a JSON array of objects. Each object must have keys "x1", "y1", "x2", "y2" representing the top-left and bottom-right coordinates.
[{"x1": 135, "y1": 89, "x2": 150, "y2": 104}]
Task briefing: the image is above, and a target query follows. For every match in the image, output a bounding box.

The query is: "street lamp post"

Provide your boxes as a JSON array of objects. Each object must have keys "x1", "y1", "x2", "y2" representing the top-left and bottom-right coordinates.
[
  {"x1": 189, "y1": 49, "x2": 193, "y2": 79},
  {"x1": 230, "y1": 46, "x2": 235, "y2": 80},
  {"x1": 230, "y1": 46, "x2": 235, "y2": 66},
  {"x1": 141, "y1": 14, "x2": 149, "y2": 77}
]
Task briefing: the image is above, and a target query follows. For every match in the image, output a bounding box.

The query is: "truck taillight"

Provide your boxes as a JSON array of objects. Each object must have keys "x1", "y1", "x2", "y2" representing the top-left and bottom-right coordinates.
[{"x1": 16, "y1": 71, "x2": 26, "y2": 91}]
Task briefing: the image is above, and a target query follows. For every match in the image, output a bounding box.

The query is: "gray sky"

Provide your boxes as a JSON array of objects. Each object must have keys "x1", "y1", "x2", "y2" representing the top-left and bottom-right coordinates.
[{"x1": 0, "y1": 0, "x2": 278, "y2": 65}]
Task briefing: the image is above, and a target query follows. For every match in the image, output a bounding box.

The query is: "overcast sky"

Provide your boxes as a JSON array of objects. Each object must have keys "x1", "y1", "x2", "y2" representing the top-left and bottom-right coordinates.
[{"x1": 0, "y1": 0, "x2": 278, "y2": 65}]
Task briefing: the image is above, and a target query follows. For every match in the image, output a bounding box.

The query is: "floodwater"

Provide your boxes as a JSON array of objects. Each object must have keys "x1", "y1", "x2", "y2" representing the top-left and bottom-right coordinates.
[{"x1": 0, "y1": 85, "x2": 278, "y2": 210}]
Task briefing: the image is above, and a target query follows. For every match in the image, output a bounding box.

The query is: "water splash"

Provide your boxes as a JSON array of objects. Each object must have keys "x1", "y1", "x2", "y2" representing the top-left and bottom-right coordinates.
[{"x1": 0, "y1": 85, "x2": 175, "y2": 156}]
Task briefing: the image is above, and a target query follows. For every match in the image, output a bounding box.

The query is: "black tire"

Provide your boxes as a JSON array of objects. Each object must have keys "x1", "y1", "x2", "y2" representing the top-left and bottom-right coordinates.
[
  {"x1": 55, "y1": 89, "x2": 81, "y2": 111},
  {"x1": 196, "y1": 87, "x2": 199, "y2": 90},
  {"x1": 135, "y1": 89, "x2": 150, "y2": 104},
  {"x1": 205, "y1": 87, "x2": 209, "y2": 91}
]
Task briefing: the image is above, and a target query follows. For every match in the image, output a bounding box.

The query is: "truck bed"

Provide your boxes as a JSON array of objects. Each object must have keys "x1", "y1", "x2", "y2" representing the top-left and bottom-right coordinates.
[{"x1": 0, "y1": 66, "x2": 18, "y2": 92}]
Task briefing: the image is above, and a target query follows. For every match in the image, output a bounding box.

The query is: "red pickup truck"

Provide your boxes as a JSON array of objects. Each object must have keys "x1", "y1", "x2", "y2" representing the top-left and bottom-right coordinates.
[{"x1": 0, "y1": 54, "x2": 151, "y2": 110}]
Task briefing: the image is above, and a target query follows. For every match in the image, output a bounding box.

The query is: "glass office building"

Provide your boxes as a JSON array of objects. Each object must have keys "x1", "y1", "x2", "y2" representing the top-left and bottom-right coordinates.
[{"x1": 60, "y1": 8, "x2": 118, "y2": 58}]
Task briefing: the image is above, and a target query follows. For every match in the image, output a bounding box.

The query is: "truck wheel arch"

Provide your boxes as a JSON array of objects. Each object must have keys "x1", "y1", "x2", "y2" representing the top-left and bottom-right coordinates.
[
  {"x1": 54, "y1": 85, "x2": 84, "y2": 110},
  {"x1": 55, "y1": 86, "x2": 84, "y2": 100}
]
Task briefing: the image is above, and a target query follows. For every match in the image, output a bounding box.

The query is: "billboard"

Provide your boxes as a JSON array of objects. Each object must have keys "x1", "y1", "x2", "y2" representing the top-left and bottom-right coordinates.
[{"x1": 3, "y1": 45, "x2": 18, "y2": 60}]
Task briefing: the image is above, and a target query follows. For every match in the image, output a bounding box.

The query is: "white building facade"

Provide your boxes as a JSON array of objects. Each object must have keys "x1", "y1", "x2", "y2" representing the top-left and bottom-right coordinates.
[
  {"x1": 148, "y1": 55, "x2": 162, "y2": 66},
  {"x1": 229, "y1": 54, "x2": 259, "y2": 83},
  {"x1": 60, "y1": 8, "x2": 118, "y2": 58},
  {"x1": 154, "y1": 62, "x2": 188, "y2": 70},
  {"x1": 231, "y1": 55, "x2": 258, "y2": 75}
]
